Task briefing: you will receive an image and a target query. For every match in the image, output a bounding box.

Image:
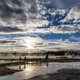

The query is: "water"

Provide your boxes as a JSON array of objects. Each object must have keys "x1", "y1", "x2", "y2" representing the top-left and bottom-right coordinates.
[
  {"x1": 0, "y1": 55, "x2": 64, "y2": 64},
  {"x1": 0, "y1": 55, "x2": 58, "y2": 59},
  {"x1": 0, "y1": 62, "x2": 80, "y2": 80}
]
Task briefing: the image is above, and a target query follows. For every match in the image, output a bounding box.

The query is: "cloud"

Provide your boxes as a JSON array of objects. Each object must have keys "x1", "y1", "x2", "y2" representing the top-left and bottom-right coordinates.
[
  {"x1": 0, "y1": 40, "x2": 18, "y2": 46},
  {"x1": 60, "y1": 3, "x2": 80, "y2": 23},
  {"x1": 0, "y1": 26, "x2": 24, "y2": 33},
  {"x1": 50, "y1": 25, "x2": 79, "y2": 34},
  {"x1": 35, "y1": 43, "x2": 44, "y2": 46},
  {"x1": 0, "y1": 0, "x2": 80, "y2": 52},
  {"x1": 71, "y1": 36, "x2": 80, "y2": 41},
  {"x1": 29, "y1": 3, "x2": 37, "y2": 13},
  {"x1": 36, "y1": 0, "x2": 80, "y2": 9},
  {"x1": 0, "y1": 35, "x2": 80, "y2": 52},
  {"x1": 0, "y1": 0, "x2": 80, "y2": 28},
  {"x1": 0, "y1": 40, "x2": 16, "y2": 44},
  {"x1": 0, "y1": 0, "x2": 27, "y2": 26},
  {"x1": 46, "y1": 47, "x2": 61, "y2": 50},
  {"x1": 24, "y1": 24, "x2": 79, "y2": 34},
  {"x1": 0, "y1": 0, "x2": 49, "y2": 27},
  {"x1": 10, "y1": 0, "x2": 22, "y2": 6}
]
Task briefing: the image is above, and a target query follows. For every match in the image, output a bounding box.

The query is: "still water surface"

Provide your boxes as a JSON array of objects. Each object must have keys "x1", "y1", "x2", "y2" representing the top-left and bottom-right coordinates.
[{"x1": 0, "y1": 62, "x2": 80, "y2": 80}]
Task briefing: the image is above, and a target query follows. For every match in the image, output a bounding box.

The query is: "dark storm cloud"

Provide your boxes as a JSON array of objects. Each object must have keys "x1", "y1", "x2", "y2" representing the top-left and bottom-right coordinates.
[
  {"x1": 0, "y1": 0, "x2": 27, "y2": 24},
  {"x1": 46, "y1": 47, "x2": 61, "y2": 49},
  {"x1": 11, "y1": 0, "x2": 22, "y2": 6},
  {"x1": 60, "y1": 27, "x2": 72, "y2": 31},
  {"x1": 35, "y1": 43, "x2": 43, "y2": 46},
  {"x1": 43, "y1": 0, "x2": 80, "y2": 9},
  {"x1": 0, "y1": 26, "x2": 24, "y2": 33},
  {"x1": 0, "y1": 40, "x2": 17, "y2": 44}
]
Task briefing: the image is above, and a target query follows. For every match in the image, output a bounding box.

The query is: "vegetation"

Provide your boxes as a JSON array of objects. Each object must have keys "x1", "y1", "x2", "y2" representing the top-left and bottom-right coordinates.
[
  {"x1": 43, "y1": 51, "x2": 80, "y2": 56},
  {"x1": 0, "y1": 51, "x2": 80, "y2": 56},
  {"x1": 45, "y1": 53, "x2": 49, "y2": 60}
]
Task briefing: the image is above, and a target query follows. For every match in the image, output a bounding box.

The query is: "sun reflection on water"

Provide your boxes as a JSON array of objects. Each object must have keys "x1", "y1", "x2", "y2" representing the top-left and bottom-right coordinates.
[
  {"x1": 25, "y1": 64, "x2": 33, "y2": 71},
  {"x1": 29, "y1": 62, "x2": 32, "y2": 63}
]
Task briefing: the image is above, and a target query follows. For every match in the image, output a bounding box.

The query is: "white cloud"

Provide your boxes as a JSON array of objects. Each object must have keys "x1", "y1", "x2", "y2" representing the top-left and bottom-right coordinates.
[
  {"x1": 0, "y1": 0, "x2": 80, "y2": 52},
  {"x1": 24, "y1": 24, "x2": 79, "y2": 34},
  {"x1": 61, "y1": 3, "x2": 80, "y2": 23},
  {"x1": 0, "y1": 0, "x2": 80, "y2": 28},
  {"x1": 71, "y1": 36, "x2": 80, "y2": 41},
  {"x1": 0, "y1": 35, "x2": 80, "y2": 52}
]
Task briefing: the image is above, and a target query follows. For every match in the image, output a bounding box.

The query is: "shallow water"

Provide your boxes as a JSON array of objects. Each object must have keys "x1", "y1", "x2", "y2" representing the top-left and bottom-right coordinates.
[
  {"x1": 0, "y1": 62, "x2": 80, "y2": 80},
  {"x1": 0, "y1": 56, "x2": 63, "y2": 64},
  {"x1": 0, "y1": 55, "x2": 58, "y2": 59}
]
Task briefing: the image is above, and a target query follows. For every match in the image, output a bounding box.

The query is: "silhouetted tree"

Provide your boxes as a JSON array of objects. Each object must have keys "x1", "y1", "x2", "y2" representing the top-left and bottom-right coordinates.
[
  {"x1": 24, "y1": 57, "x2": 26, "y2": 62},
  {"x1": 45, "y1": 53, "x2": 49, "y2": 60},
  {"x1": 19, "y1": 57, "x2": 21, "y2": 62}
]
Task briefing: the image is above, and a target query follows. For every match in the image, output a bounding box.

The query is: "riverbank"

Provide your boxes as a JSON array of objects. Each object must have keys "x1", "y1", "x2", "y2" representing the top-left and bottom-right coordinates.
[
  {"x1": 0, "y1": 66, "x2": 22, "y2": 76},
  {"x1": 1, "y1": 58, "x2": 80, "y2": 66},
  {"x1": 27, "y1": 68, "x2": 80, "y2": 80}
]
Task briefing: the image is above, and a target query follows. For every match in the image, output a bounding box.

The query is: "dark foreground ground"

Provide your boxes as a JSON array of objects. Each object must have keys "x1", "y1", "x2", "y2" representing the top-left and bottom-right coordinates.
[
  {"x1": 0, "y1": 66, "x2": 22, "y2": 76},
  {"x1": 26, "y1": 68, "x2": 80, "y2": 80}
]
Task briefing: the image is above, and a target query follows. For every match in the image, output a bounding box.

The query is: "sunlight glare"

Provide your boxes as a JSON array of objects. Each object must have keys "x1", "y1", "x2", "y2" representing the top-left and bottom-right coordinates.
[
  {"x1": 25, "y1": 66, "x2": 32, "y2": 71},
  {"x1": 24, "y1": 42, "x2": 34, "y2": 49}
]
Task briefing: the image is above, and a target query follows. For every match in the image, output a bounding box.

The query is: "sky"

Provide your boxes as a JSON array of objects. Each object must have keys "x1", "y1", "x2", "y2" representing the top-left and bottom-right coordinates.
[{"x1": 0, "y1": 0, "x2": 80, "y2": 53}]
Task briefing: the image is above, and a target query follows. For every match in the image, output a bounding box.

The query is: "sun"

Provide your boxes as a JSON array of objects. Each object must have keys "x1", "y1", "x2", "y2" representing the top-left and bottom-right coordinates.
[
  {"x1": 22, "y1": 37, "x2": 37, "y2": 49},
  {"x1": 25, "y1": 43, "x2": 32, "y2": 49},
  {"x1": 26, "y1": 43, "x2": 31, "y2": 47},
  {"x1": 23, "y1": 42, "x2": 34, "y2": 49}
]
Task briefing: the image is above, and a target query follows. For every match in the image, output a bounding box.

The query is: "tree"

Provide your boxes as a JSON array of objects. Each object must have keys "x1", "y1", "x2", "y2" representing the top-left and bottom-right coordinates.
[{"x1": 45, "y1": 53, "x2": 49, "y2": 60}]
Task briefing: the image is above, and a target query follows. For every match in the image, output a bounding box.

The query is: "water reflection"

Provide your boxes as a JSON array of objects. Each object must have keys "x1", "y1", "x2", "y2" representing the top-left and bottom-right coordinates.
[
  {"x1": 19, "y1": 64, "x2": 26, "y2": 70},
  {"x1": 18, "y1": 62, "x2": 42, "y2": 71},
  {"x1": 46, "y1": 62, "x2": 49, "y2": 67},
  {"x1": 24, "y1": 64, "x2": 26, "y2": 69},
  {"x1": 25, "y1": 65, "x2": 33, "y2": 71},
  {"x1": 19, "y1": 66, "x2": 21, "y2": 70},
  {"x1": 2, "y1": 62, "x2": 80, "y2": 80}
]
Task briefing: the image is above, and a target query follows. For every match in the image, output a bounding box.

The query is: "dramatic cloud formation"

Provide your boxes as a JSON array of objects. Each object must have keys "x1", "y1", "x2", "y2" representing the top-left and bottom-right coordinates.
[{"x1": 0, "y1": 0, "x2": 80, "y2": 52}]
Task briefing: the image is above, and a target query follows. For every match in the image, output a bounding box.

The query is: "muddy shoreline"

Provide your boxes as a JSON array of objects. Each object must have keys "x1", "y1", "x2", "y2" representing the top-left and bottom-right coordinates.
[
  {"x1": 0, "y1": 66, "x2": 22, "y2": 76},
  {"x1": 27, "y1": 68, "x2": 80, "y2": 80}
]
